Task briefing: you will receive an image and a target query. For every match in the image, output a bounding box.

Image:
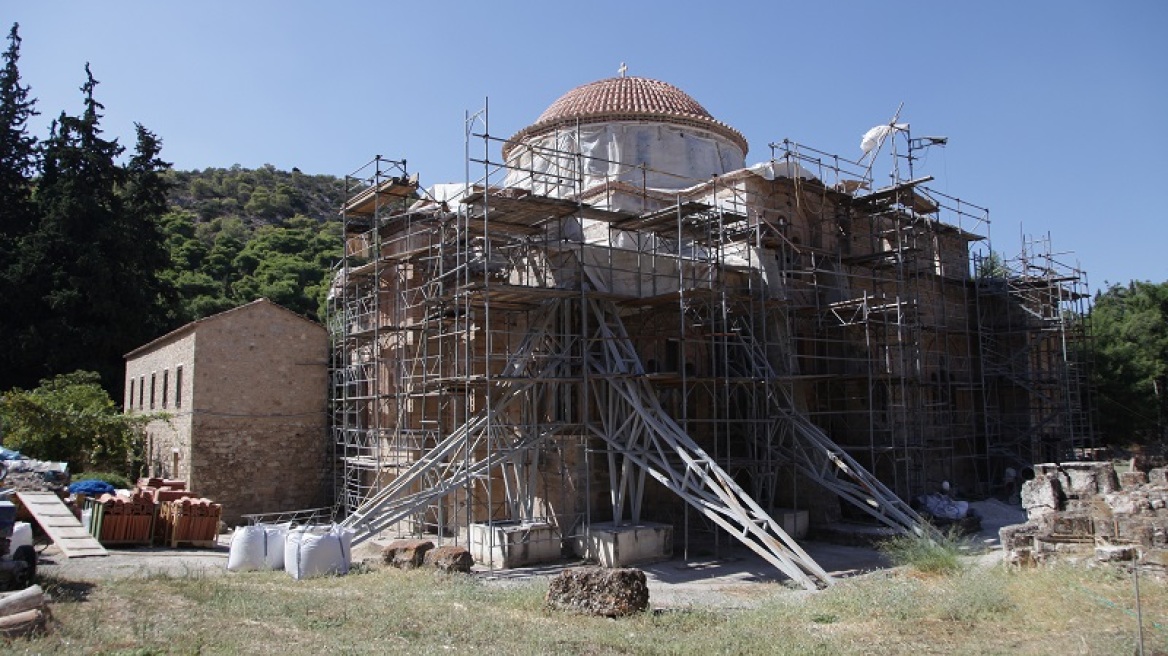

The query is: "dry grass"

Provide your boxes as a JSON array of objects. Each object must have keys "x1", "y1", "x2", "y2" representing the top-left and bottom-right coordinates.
[{"x1": 4, "y1": 562, "x2": 1165, "y2": 655}]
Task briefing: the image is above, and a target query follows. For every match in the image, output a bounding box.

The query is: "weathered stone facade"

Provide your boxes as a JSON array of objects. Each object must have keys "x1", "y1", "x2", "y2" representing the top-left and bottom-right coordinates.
[{"x1": 125, "y1": 299, "x2": 330, "y2": 524}]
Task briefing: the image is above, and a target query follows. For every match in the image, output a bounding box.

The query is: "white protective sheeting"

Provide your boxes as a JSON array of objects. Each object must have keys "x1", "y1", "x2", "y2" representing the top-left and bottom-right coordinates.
[
  {"x1": 860, "y1": 123, "x2": 909, "y2": 158},
  {"x1": 410, "y1": 183, "x2": 474, "y2": 212},
  {"x1": 748, "y1": 159, "x2": 818, "y2": 182},
  {"x1": 505, "y1": 121, "x2": 746, "y2": 196}
]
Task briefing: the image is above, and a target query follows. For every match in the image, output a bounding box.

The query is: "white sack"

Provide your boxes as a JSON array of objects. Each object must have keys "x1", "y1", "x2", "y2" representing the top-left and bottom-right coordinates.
[
  {"x1": 284, "y1": 525, "x2": 354, "y2": 580},
  {"x1": 227, "y1": 525, "x2": 268, "y2": 572},
  {"x1": 263, "y1": 523, "x2": 291, "y2": 570},
  {"x1": 10, "y1": 522, "x2": 32, "y2": 553}
]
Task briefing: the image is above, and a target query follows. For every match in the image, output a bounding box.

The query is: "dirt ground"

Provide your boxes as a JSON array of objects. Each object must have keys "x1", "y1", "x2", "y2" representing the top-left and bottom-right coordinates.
[{"x1": 31, "y1": 500, "x2": 1026, "y2": 609}]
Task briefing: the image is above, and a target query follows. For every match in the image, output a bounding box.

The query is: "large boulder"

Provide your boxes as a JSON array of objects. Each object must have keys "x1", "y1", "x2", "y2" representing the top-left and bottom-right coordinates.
[
  {"x1": 381, "y1": 539, "x2": 434, "y2": 569},
  {"x1": 424, "y1": 545, "x2": 474, "y2": 573},
  {"x1": 545, "y1": 567, "x2": 649, "y2": 617}
]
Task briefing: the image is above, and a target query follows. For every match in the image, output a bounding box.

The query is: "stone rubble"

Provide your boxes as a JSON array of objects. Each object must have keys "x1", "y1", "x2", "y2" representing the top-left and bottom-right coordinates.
[{"x1": 1002, "y1": 460, "x2": 1168, "y2": 576}]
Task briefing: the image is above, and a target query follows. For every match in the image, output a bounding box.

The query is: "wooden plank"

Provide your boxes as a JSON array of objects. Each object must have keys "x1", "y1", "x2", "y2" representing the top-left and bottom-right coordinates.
[{"x1": 15, "y1": 492, "x2": 108, "y2": 558}]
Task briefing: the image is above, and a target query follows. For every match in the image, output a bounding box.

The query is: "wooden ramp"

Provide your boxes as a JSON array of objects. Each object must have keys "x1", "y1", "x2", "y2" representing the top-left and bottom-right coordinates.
[{"x1": 16, "y1": 491, "x2": 108, "y2": 558}]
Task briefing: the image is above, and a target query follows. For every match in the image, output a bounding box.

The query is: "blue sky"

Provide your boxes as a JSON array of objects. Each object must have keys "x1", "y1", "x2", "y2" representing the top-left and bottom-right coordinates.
[{"x1": 6, "y1": 1, "x2": 1165, "y2": 289}]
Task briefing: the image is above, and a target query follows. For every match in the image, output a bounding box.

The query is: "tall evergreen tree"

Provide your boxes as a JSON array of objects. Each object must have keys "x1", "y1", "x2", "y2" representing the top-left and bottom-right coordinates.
[
  {"x1": 24, "y1": 65, "x2": 174, "y2": 392},
  {"x1": 0, "y1": 23, "x2": 40, "y2": 391},
  {"x1": 0, "y1": 23, "x2": 37, "y2": 240},
  {"x1": 114, "y1": 123, "x2": 176, "y2": 340}
]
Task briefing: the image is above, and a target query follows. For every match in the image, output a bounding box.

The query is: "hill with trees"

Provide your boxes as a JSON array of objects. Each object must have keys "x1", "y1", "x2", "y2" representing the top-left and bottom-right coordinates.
[{"x1": 156, "y1": 166, "x2": 345, "y2": 326}]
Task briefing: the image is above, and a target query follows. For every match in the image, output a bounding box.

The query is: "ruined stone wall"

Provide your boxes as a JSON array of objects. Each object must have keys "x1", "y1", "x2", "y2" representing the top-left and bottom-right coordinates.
[{"x1": 1003, "y1": 461, "x2": 1168, "y2": 575}]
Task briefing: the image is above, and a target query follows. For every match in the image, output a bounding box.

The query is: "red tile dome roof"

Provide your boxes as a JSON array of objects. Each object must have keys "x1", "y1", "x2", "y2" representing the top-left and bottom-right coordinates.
[{"x1": 505, "y1": 76, "x2": 748, "y2": 157}]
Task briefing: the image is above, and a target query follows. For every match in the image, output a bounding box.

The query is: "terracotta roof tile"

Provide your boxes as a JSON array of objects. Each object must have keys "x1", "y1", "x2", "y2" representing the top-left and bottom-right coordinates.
[{"x1": 506, "y1": 77, "x2": 748, "y2": 157}]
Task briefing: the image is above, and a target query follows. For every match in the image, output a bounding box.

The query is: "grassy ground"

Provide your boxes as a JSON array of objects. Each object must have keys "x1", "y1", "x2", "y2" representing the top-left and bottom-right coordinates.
[{"x1": 6, "y1": 562, "x2": 1166, "y2": 655}]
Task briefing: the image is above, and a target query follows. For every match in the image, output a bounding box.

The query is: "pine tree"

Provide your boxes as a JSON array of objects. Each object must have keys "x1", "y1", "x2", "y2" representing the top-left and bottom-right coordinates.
[
  {"x1": 0, "y1": 23, "x2": 37, "y2": 241},
  {"x1": 114, "y1": 123, "x2": 176, "y2": 342},
  {"x1": 0, "y1": 23, "x2": 40, "y2": 391},
  {"x1": 25, "y1": 65, "x2": 129, "y2": 390}
]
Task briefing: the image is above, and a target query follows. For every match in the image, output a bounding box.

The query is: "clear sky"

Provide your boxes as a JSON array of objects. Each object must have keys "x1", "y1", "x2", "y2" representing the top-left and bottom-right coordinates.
[{"x1": 5, "y1": 1, "x2": 1165, "y2": 290}]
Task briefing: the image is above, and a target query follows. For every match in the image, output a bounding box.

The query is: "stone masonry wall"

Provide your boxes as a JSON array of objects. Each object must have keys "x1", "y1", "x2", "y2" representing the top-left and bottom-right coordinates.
[
  {"x1": 125, "y1": 331, "x2": 196, "y2": 480},
  {"x1": 191, "y1": 300, "x2": 330, "y2": 523}
]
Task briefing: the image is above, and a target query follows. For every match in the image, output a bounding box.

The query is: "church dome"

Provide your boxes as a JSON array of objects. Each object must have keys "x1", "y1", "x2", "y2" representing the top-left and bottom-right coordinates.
[{"x1": 505, "y1": 76, "x2": 748, "y2": 158}]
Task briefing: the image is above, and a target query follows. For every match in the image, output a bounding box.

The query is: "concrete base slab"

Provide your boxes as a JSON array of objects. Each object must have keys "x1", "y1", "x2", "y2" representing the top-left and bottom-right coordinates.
[
  {"x1": 468, "y1": 521, "x2": 561, "y2": 568},
  {"x1": 770, "y1": 508, "x2": 809, "y2": 539},
  {"x1": 574, "y1": 522, "x2": 673, "y2": 567}
]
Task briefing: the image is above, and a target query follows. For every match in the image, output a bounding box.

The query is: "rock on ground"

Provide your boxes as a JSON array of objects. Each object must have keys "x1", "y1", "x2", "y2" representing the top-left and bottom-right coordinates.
[
  {"x1": 381, "y1": 539, "x2": 434, "y2": 569},
  {"x1": 545, "y1": 567, "x2": 649, "y2": 617},
  {"x1": 423, "y1": 546, "x2": 474, "y2": 573}
]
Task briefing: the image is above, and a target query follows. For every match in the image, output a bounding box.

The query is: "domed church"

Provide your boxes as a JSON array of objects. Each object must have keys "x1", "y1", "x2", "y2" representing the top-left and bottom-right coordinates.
[
  {"x1": 504, "y1": 75, "x2": 747, "y2": 196},
  {"x1": 328, "y1": 73, "x2": 1091, "y2": 589}
]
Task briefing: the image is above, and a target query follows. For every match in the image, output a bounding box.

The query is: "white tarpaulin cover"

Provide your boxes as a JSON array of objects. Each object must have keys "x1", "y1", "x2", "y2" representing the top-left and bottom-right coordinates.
[
  {"x1": 860, "y1": 123, "x2": 909, "y2": 157},
  {"x1": 505, "y1": 121, "x2": 746, "y2": 196}
]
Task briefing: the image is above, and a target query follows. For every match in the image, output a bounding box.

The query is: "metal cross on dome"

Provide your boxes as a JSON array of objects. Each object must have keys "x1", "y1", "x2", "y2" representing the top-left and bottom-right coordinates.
[{"x1": 618, "y1": 62, "x2": 627, "y2": 77}]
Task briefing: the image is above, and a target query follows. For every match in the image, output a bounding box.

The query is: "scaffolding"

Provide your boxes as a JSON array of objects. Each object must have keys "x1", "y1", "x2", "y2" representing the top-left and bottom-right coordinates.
[
  {"x1": 327, "y1": 110, "x2": 1092, "y2": 588},
  {"x1": 974, "y1": 233, "x2": 1095, "y2": 472}
]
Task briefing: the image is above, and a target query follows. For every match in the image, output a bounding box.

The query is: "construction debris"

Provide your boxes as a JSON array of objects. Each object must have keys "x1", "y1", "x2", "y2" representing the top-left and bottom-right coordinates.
[
  {"x1": 545, "y1": 567, "x2": 649, "y2": 617},
  {"x1": 0, "y1": 585, "x2": 48, "y2": 640}
]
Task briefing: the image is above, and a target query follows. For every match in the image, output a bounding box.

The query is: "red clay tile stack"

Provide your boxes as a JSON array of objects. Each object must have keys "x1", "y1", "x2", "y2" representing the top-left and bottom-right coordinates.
[
  {"x1": 93, "y1": 490, "x2": 155, "y2": 545},
  {"x1": 159, "y1": 497, "x2": 221, "y2": 547}
]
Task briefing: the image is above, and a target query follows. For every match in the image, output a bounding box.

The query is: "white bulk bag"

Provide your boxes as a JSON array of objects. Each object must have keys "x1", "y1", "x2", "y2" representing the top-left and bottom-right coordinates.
[
  {"x1": 227, "y1": 525, "x2": 268, "y2": 572},
  {"x1": 284, "y1": 524, "x2": 354, "y2": 580},
  {"x1": 263, "y1": 523, "x2": 291, "y2": 570}
]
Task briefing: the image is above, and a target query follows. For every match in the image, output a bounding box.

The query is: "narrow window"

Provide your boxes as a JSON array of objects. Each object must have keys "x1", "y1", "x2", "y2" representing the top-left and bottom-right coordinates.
[
  {"x1": 128, "y1": 379, "x2": 135, "y2": 411},
  {"x1": 139, "y1": 376, "x2": 145, "y2": 408},
  {"x1": 162, "y1": 370, "x2": 169, "y2": 409},
  {"x1": 175, "y1": 366, "x2": 183, "y2": 409},
  {"x1": 150, "y1": 372, "x2": 156, "y2": 410}
]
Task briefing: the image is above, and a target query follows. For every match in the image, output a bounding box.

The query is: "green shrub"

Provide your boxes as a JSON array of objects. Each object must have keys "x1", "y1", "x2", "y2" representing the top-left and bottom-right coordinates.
[
  {"x1": 74, "y1": 471, "x2": 133, "y2": 489},
  {"x1": 878, "y1": 527, "x2": 969, "y2": 575}
]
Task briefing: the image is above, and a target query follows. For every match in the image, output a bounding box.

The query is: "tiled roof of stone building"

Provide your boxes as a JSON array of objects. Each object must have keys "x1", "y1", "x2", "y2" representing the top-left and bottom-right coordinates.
[{"x1": 505, "y1": 76, "x2": 748, "y2": 157}]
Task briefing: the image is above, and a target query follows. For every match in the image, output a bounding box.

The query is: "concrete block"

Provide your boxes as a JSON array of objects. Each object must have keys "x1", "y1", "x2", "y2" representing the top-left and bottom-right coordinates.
[
  {"x1": 999, "y1": 522, "x2": 1040, "y2": 551},
  {"x1": 1022, "y1": 475, "x2": 1062, "y2": 520},
  {"x1": 771, "y1": 508, "x2": 810, "y2": 539},
  {"x1": 1141, "y1": 548, "x2": 1168, "y2": 567},
  {"x1": 1051, "y1": 513, "x2": 1094, "y2": 537},
  {"x1": 545, "y1": 566, "x2": 649, "y2": 617},
  {"x1": 1095, "y1": 545, "x2": 1135, "y2": 562},
  {"x1": 1117, "y1": 517, "x2": 1155, "y2": 547},
  {"x1": 382, "y1": 539, "x2": 434, "y2": 569},
  {"x1": 1104, "y1": 491, "x2": 1145, "y2": 515},
  {"x1": 1004, "y1": 547, "x2": 1036, "y2": 568},
  {"x1": 574, "y1": 522, "x2": 673, "y2": 567},
  {"x1": 468, "y1": 521, "x2": 561, "y2": 568},
  {"x1": 1120, "y1": 471, "x2": 1148, "y2": 489},
  {"x1": 1149, "y1": 468, "x2": 1168, "y2": 488}
]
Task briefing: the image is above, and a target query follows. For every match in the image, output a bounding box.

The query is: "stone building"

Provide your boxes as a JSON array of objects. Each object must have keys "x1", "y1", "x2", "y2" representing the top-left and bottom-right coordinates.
[
  {"x1": 329, "y1": 75, "x2": 1092, "y2": 588},
  {"x1": 124, "y1": 298, "x2": 330, "y2": 524}
]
